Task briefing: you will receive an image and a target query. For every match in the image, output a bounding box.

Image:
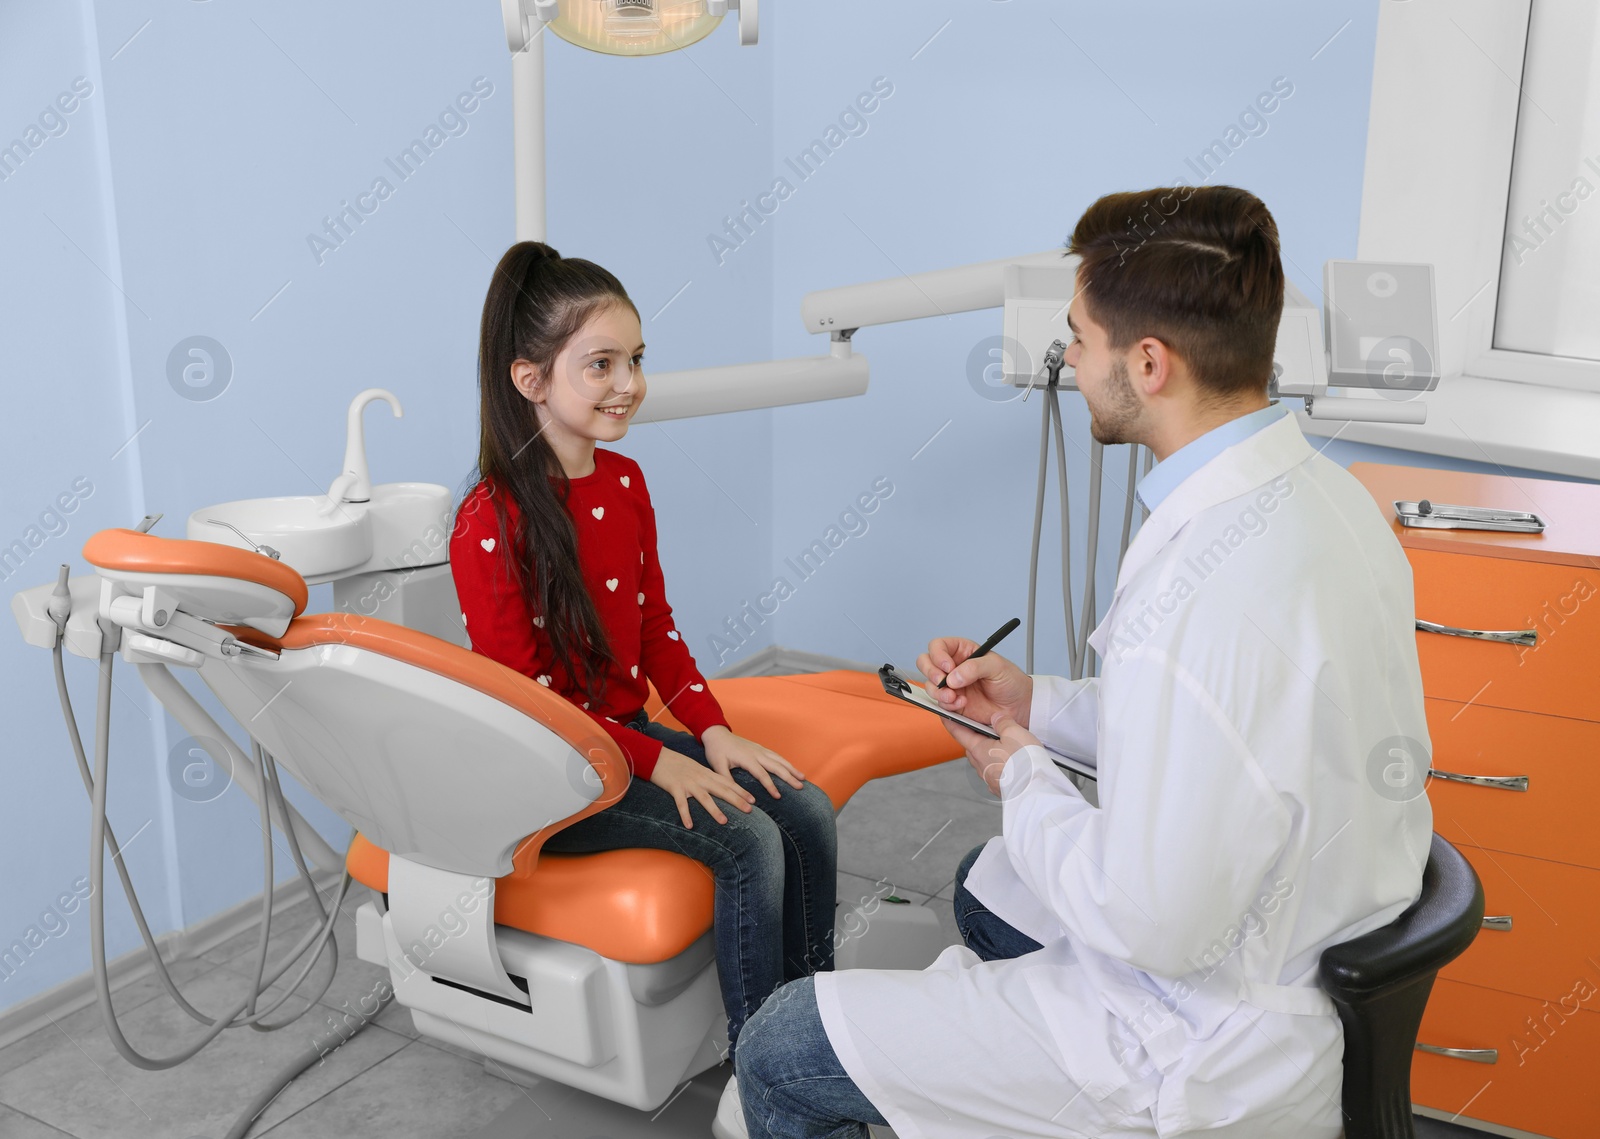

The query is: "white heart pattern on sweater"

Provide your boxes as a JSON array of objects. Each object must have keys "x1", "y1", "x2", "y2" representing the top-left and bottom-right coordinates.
[
  {"x1": 536, "y1": 675, "x2": 551, "y2": 686},
  {"x1": 606, "y1": 578, "x2": 618, "y2": 591},
  {"x1": 533, "y1": 616, "x2": 544, "y2": 628},
  {"x1": 480, "y1": 538, "x2": 495, "y2": 552},
  {"x1": 620, "y1": 475, "x2": 630, "y2": 488},
  {"x1": 667, "y1": 630, "x2": 679, "y2": 640},
  {"x1": 690, "y1": 683, "x2": 704, "y2": 692},
  {"x1": 592, "y1": 507, "x2": 604, "y2": 520},
  {"x1": 637, "y1": 592, "x2": 645, "y2": 604},
  {"x1": 631, "y1": 665, "x2": 638, "y2": 678}
]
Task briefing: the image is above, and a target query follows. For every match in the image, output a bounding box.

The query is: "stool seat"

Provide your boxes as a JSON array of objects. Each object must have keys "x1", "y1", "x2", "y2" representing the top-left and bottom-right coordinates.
[{"x1": 347, "y1": 669, "x2": 962, "y2": 964}]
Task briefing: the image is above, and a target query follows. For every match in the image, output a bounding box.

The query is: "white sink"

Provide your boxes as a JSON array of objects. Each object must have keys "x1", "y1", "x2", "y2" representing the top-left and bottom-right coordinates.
[
  {"x1": 188, "y1": 483, "x2": 454, "y2": 583},
  {"x1": 365, "y1": 482, "x2": 454, "y2": 572},
  {"x1": 189, "y1": 496, "x2": 373, "y2": 580}
]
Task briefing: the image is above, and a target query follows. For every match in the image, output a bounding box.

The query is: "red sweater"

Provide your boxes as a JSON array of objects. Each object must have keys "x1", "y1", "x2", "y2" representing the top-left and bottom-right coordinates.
[{"x1": 449, "y1": 449, "x2": 729, "y2": 780}]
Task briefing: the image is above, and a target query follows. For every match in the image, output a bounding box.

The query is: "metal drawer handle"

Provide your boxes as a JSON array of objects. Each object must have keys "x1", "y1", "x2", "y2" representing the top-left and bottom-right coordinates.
[
  {"x1": 1416, "y1": 1042, "x2": 1498, "y2": 1064},
  {"x1": 1481, "y1": 915, "x2": 1513, "y2": 932},
  {"x1": 1429, "y1": 769, "x2": 1530, "y2": 792},
  {"x1": 1415, "y1": 619, "x2": 1537, "y2": 647}
]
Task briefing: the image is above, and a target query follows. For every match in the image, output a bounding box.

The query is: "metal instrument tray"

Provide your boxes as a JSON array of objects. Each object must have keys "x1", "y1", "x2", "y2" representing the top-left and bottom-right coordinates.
[{"x1": 1394, "y1": 499, "x2": 1545, "y2": 533}]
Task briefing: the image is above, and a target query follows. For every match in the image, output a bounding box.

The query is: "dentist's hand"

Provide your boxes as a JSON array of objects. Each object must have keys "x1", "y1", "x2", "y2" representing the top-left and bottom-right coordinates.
[
  {"x1": 917, "y1": 637, "x2": 1033, "y2": 729},
  {"x1": 649, "y1": 749, "x2": 755, "y2": 828},
  {"x1": 946, "y1": 713, "x2": 1042, "y2": 797}
]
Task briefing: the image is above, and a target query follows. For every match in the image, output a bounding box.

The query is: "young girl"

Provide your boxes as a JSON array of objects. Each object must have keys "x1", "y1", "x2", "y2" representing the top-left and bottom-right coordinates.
[{"x1": 448, "y1": 241, "x2": 839, "y2": 1088}]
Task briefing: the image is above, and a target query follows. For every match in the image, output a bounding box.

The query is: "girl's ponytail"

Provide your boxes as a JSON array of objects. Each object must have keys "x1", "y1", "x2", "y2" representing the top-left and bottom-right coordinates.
[{"x1": 468, "y1": 241, "x2": 638, "y2": 706}]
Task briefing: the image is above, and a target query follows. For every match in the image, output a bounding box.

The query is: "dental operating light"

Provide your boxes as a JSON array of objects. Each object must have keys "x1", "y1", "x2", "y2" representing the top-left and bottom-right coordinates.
[{"x1": 502, "y1": 0, "x2": 757, "y2": 56}]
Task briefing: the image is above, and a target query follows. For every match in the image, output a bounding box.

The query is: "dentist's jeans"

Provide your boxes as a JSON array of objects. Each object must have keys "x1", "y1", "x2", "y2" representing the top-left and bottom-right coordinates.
[
  {"x1": 539, "y1": 711, "x2": 838, "y2": 1063},
  {"x1": 736, "y1": 842, "x2": 1043, "y2": 1138}
]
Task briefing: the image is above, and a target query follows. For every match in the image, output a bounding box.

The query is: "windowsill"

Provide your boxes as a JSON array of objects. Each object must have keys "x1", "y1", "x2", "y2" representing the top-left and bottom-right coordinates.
[{"x1": 1295, "y1": 373, "x2": 1600, "y2": 481}]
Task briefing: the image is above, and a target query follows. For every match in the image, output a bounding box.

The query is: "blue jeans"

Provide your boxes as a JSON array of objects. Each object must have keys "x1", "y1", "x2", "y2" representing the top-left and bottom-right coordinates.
[
  {"x1": 539, "y1": 711, "x2": 838, "y2": 1061},
  {"x1": 736, "y1": 843, "x2": 1042, "y2": 1137}
]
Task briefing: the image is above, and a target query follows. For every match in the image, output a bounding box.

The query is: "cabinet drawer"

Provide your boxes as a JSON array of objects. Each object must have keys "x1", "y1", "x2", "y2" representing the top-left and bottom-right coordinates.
[
  {"x1": 1425, "y1": 697, "x2": 1600, "y2": 870},
  {"x1": 1410, "y1": 548, "x2": 1600, "y2": 723},
  {"x1": 1438, "y1": 846, "x2": 1600, "y2": 1005},
  {"x1": 1413, "y1": 977, "x2": 1600, "y2": 1139}
]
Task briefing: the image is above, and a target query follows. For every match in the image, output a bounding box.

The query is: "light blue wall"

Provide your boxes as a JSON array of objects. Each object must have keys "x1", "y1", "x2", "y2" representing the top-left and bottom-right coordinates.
[
  {"x1": 0, "y1": 0, "x2": 772, "y2": 1013},
  {"x1": 0, "y1": 0, "x2": 169, "y2": 1014}
]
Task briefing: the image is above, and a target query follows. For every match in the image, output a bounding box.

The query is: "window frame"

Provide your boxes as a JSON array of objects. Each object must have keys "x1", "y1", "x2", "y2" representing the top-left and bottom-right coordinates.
[{"x1": 1301, "y1": 0, "x2": 1600, "y2": 479}]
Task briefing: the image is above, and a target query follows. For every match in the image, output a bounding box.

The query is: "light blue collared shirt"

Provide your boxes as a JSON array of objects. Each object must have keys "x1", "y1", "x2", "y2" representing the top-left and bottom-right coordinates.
[{"x1": 1135, "y1": 402, "x2": 1288, "y2": 512}]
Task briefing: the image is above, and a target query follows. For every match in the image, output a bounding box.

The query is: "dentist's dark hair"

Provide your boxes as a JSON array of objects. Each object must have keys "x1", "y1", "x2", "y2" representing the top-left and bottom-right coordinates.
[
  {"x1": 467, "y1": 240, "x2": 638, "y2": 706},
  {"x1": 1068, "y1": 184, "x2": 1284, "y2": 399}
]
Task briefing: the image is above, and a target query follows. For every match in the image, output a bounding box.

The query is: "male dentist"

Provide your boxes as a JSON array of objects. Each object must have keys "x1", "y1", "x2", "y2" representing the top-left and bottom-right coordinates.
[{"x1": 725, "y1": 185, "x2": 1434, "y2": 1139}]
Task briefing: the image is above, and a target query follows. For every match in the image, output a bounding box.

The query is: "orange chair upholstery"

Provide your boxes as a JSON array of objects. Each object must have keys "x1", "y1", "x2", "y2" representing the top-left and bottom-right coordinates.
[
  {"x1": 642, "y1": 670, "x2": 964, "y2": 812},
  {"x1": 346, "y1": 835, "x2": 716, "y2": 965},
  {"x1": 347, "y1": 669, "x2": 963, "y2": 964}
]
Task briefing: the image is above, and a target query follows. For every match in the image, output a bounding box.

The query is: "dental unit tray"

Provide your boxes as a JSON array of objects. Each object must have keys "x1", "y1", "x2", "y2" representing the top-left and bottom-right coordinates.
[
  {"x1": 1393, "y1": 499, "x2": 1545, "y2": 534},
  {"x1": 877, "y1": 664, "x2": 1097, "y2": 781}
]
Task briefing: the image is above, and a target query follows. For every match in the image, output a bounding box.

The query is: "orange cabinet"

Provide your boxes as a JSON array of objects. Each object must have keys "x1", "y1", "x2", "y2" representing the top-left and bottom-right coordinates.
[
  {"x1": 1435, "y1": 845, "x2": 1600, "y2": 1006},
  {"x1": 1425, "y1": 699, "x2": 1600, "y2": 872},
  {"x1": 1409, "y1": 549, "x2": 1600, "y2": 724},
  {"x1": 1351, "y1": 463, "x2": 1600, "y2": 1139},
  {"x1": 1412, "y1": 978, "x2": 1600, "y2": 1139}
]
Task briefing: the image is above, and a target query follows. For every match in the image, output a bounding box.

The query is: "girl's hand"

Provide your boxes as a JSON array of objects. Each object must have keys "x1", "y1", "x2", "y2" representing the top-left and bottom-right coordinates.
[
  {"x1": 701, "y1": 725, "x2": 806, "y2": 800},
  {"x1": 648, "y1": 748, "x2": 755, "y2": 828}
]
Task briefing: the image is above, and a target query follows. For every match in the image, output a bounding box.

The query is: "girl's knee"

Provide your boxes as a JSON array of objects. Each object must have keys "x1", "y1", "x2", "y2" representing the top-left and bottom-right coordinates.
[
  {"x1": 723, "y1": 803, "x2": 787, "y2": 867},
  {"x1": 793, "y1": 782, "x2": 838, "y2": 848}
]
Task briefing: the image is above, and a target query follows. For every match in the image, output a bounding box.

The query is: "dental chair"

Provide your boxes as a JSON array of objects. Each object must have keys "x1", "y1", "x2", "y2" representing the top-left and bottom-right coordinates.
[{"x1": 75, "y1": 528, "x2": 962, "y2": 1112}]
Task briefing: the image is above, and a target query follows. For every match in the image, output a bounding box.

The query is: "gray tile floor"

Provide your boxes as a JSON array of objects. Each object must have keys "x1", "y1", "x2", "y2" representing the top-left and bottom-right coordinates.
[{"x1": 0, "y1": 756, "x2": 1497, "y2": 1138}]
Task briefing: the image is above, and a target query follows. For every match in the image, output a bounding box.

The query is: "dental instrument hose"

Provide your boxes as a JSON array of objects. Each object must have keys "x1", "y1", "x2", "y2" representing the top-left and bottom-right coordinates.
[
  {"x1": 1021, "y1": 370, "x2": 1146, "y2": 683},
  {"x1": 1025, "y1": 358, "x2": 1079, "y2": 676},
  {"x1": 1024, "y1": 374, "x2": 1051, "y2": 675},
  {"x1": 80, "y1": 648, "x2": 342, "y2": 1061},
  {"x1": 1076, "y1": 435, "x2": 1102, "y2": 679},
  {"x1": 50, "y1": 612, "x2": 383, "y2": 1136},
  {"x1": 1119, "y1": 446, "x2": 1139, "y2": 565},
  {"x1": 1050, "y1": 386, "x2": 1081, "y2": 677}
]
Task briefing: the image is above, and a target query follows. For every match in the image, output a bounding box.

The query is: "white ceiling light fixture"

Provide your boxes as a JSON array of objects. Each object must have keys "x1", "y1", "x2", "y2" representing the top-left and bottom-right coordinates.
[{"x1": 502, "y1": 0, "x2": 756, "y2": 57}]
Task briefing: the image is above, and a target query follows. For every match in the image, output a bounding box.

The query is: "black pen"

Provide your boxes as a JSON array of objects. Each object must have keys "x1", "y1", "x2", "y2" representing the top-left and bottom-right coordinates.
[{"x1": 937, "y1": 617, "x2": 1021, "y2": 689}]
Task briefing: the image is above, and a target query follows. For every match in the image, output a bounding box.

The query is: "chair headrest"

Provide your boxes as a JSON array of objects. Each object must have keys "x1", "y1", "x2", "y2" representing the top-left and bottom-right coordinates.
[{"x1": 82, "y1": 529, "x2": 309, "y2": 629}]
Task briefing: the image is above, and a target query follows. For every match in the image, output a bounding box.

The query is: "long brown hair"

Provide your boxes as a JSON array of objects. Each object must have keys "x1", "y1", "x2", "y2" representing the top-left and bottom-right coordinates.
[
  {"x1": 467, "y1": 241, "x2": 638, "y2": 704},
  {"x1": 1068, "y1": 185, "x2": 1284, "y2": 399}
]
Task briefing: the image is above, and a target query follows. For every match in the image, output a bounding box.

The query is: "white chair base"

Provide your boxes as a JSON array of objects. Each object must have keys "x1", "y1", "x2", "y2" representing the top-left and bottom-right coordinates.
[{"x1": 355, "y1": 901, "x2": 728, "y2": 1110}]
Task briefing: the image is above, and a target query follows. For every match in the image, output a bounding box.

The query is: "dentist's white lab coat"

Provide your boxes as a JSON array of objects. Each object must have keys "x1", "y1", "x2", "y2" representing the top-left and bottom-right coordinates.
[{"x1": 813, "y1": 413, "x2": 1434, "y2": 1138}]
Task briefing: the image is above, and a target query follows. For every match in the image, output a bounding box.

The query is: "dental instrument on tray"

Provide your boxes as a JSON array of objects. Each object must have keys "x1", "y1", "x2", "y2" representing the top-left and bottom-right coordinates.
[{"x1": 1394, "y1": 498, "x2": 1545, "y2": 533}]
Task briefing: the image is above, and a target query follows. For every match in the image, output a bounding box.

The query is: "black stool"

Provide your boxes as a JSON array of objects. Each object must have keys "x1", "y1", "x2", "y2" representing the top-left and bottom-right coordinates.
[{"x1": 1319, "y1": 832, "x2": 1485, "y2": 1139}]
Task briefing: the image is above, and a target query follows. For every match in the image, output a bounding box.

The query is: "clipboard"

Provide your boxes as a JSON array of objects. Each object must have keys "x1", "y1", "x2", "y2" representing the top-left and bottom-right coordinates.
[{"x1": 877, "y1": 664, "x2": 1097, "y2": 782}]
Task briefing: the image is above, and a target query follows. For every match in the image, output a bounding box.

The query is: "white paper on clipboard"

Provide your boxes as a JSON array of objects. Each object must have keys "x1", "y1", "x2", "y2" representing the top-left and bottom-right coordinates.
[{"x1": 879, "y1": 664, "x2": 1097, "y2": 782}]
